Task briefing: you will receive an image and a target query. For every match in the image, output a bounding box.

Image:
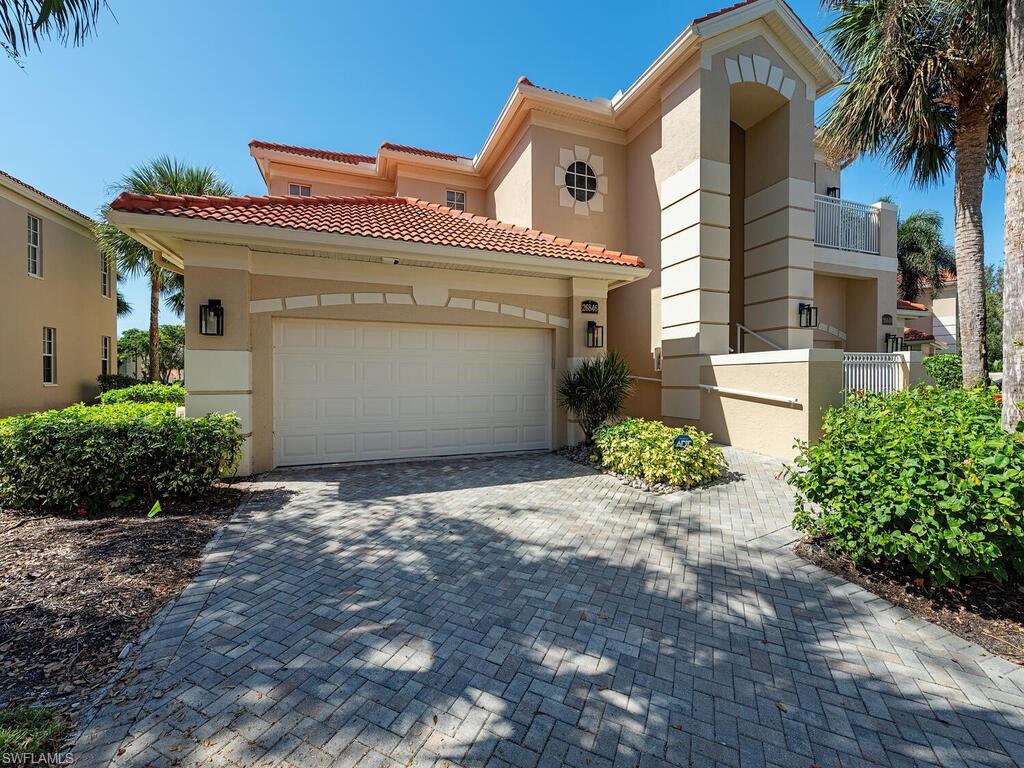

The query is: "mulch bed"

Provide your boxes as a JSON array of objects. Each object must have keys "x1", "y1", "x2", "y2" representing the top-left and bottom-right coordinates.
[
  {"x1": 0, "y1": 486, "x2": 246, "y2": 716},
  {"x1": 796, "y1": 536, "x2": 1024, "y2": 665}
]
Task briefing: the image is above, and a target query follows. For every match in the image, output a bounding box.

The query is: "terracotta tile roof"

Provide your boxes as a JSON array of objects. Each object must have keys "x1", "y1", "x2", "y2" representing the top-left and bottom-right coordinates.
[
  {"x1": 249, "y1": 140, "x2": 375, "y2": 166},
  {"x1": 379, "y1": 143, "x2": 471, "y2": 162},
  {"x1": 110, "y1": 192, "x2": 645, "y2": 269},
  {"x1": 897, "y1": 299, "x2": 928, "y2": 312},
  {"x1": 0, "y1": 169, "x2": 92, "y2": 223},
  {"x1": 692, "y1": 0, "x2": 761, "y2": 25},
  {"x1": 903, "y1": 327, "x2": 935, "y2": 342},
  {"x1": 516, "y1": 75, "x2": 594, "y2": 104}
]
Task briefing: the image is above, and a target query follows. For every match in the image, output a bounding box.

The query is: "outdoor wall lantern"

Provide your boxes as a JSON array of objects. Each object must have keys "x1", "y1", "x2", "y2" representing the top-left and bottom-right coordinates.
[
  {"x1": 885, "y1": 333, "x2": 904, "y2": 353},
  {"x1": 199, "y1": 299, "x2": 225, "y2": 337},
  {"x1": 586, "y1": 321, "x2": 604, "y2": 349},
  {"x1": 798, "y1": 303, "x2": 819, "y2": 328},
  {"x1": 881, "y1": 313, "x2": 893, "y2": 326}
]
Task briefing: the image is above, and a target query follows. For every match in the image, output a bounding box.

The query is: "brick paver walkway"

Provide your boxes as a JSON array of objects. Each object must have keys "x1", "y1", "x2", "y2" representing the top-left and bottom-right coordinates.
[{"x1": 73, "y1": 450, "x2": 1024, "y2": 767}]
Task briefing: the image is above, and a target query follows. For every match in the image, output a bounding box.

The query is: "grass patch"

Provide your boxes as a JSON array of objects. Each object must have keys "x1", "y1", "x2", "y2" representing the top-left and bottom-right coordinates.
[{"x1": 0, "y1": 706, "x2": 68, "y2": 757}]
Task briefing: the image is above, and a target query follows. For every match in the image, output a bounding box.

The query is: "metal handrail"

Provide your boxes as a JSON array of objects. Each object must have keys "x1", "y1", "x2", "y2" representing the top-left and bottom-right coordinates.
[
  {"x1": 735, "y1": 323, "x2": 783, "y2": 354},
  {"x1": 699, "y1": 383, "x2": 799, "y2": 407}
]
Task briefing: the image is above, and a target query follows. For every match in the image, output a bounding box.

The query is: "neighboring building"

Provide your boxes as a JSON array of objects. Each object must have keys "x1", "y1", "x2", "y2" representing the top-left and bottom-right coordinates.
[
  {"x1": 0, "y1": 170, "x2": 117, "y2": 417},
  {"x1": 900, "y1": 272, "x2": 958, "y2": 355},
  {"x1": 108, "y1": 0, "x2": 916, "y2": 471}
]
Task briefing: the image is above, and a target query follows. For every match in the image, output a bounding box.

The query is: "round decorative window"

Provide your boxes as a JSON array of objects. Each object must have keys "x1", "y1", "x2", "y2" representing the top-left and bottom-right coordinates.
[{"x1": 564, "y1": 161, "x2": 597, "y2": 202}]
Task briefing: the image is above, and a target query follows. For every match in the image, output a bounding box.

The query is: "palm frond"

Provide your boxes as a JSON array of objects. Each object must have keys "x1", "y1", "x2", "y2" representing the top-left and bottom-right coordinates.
[{"x1": 1, "y1": 0, "x2": 105, "y2": 61}]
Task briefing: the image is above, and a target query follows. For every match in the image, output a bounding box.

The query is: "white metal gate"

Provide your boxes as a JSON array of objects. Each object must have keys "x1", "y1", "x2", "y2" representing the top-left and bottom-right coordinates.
[{"x1": 843, "y1": 353, "x2": 904, "y2": 395}]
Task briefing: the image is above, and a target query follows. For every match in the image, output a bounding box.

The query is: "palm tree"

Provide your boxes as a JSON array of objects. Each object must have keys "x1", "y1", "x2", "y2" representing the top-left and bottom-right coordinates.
[
  {"x1": 97, "y1": 156, "x2": 232, "y2": 380},
  {"x1": 1003, "y1": 0, "x2": 1022, "y2": 430},
  {"x1": 820, "y1": 0, "x2": 1006, "y2": 387},
  {"x1": 1, "y1": 0, "x2": 103, "y2": 62},
  {"x1": 895, "y1": 209, "x2": 956, "y2": 302}
]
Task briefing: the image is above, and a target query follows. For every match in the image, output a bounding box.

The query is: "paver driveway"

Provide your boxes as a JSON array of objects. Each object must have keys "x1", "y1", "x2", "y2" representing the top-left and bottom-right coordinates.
[{"x1": 74, "y1": 450, "x2": 1024, "y2": 768}]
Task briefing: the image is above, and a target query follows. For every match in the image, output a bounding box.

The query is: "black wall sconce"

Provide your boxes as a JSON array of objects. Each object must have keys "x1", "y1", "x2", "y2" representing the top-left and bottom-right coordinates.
[
  {"x1": 798, "y1": 303, "x2": 819, "y2": 328},
  {"x1": 884, "y1": 333, "x2": 904, "y2": 352},
  {"x1": 881, "y1": 313, "x2": 893, "y2": 326},
  {"x1": 586, "y1": 320, "x2": 604, "y2": 348},
  {"x1": 199, "y1": 299, "x2": 225, "y2": 336}
]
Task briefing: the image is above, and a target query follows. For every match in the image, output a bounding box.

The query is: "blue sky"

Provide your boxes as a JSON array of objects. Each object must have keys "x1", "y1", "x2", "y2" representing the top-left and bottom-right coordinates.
[{"x1": 0, "y1": 0, "x2": 1005, "y2": 333}]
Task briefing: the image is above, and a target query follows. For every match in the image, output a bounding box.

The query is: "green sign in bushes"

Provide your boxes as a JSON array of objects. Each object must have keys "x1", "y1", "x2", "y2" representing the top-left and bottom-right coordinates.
[
  {"x1": 0, "y1": 402, "x2": 241, "y2": 513},
  {"x1": 594, "y1": 418, "x2": 725, "y2": 489}
]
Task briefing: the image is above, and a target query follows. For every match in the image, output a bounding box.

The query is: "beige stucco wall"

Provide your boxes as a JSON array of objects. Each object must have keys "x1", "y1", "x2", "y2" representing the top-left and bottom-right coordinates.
[
  {"x1": 487, "y1": 128, "x2": 533, "y2": 227},
  {"x1": 393, "y1": 170, "x2": 487, "y2": 213},
  {"x1": 699, "y1": 349, "x2": 844, "y2": 460},
  {"x1": 265, "y1": 159, "x2": 394, "y2": 198},
  {"x1": 0, "y1": 192, "x2": 116, "y2": 417},
  {"x1": 180, "y1": 242, "x2": 623, "y2": 474}
]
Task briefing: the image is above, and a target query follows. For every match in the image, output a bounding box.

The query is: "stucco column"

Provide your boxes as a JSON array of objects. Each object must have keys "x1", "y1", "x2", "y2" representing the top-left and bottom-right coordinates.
[
  {"x1": 743, "y1": 178, "x2": 816, "y2": 350},
  {"x1": 182, "y1": 245, "x2": 254, "y2": 476},
  {"x1": 874, "y1": 201, "x2": 899, "y2": 352},
  {"x1": 659, "y1": 159, "x2": 732, "y2": 425}
]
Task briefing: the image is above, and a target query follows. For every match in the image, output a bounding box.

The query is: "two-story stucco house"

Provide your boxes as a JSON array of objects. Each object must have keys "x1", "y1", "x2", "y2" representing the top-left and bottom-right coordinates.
[
  {"x1": 0, "y1": 170, "x2": 117, "y2": 417},
  {"x1": 107, "y1": 0, "x2": 918, "y2": 473}
]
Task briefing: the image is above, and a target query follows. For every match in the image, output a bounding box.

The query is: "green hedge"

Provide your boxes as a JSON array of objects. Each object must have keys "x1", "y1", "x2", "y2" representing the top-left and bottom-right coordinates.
[
  {"x1": 923, "y1": 353, "x2": 963, "y2": 388},
  {"x1": 97, "y1": 373, "x2": 145, "y2": 393},
  {"x1": 0, "y1": 403, "x2": 241, "y2": 513},
  {"x1": 594, "y1": 418, "x2": 725, "y2": 488},
  {"x1": 99, "y1": 382, "x2": 186, "y2": 405},
  {"x1": 787, "y1": 387, "x2": 1024, "y2": 584}
]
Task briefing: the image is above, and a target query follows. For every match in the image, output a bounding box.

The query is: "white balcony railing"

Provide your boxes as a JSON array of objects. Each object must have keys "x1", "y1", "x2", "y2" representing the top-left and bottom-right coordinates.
[{"x1": 814, "y1": 194, "x2": 879, "y2": 255}]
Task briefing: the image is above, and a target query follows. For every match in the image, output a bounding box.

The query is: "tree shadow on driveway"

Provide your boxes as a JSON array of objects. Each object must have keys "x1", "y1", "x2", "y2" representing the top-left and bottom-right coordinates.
[{"x1": 73, "y1": 454, "x2": 1024, "y2": 768}]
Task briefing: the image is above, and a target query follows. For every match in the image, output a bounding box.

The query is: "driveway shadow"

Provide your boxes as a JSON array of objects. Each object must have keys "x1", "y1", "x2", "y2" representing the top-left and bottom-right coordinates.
[{"x1": 73, "y1": 453, "x2": 1024, "y2": 768}]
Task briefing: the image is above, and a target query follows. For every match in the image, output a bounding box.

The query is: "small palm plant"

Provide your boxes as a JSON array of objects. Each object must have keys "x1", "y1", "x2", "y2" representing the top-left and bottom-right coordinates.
[{"x1": 557, "y1": 351, "x2": 632, "y2": 443}]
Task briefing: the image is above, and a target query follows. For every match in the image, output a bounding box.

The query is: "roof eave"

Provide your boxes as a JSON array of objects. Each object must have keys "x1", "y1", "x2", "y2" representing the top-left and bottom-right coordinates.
[
  {"x1": 104, "y1": 209, "x2": 650, "y2": 282},
  {"x1": 0, "y1": 173, "x2": 94, "y2": 234}
]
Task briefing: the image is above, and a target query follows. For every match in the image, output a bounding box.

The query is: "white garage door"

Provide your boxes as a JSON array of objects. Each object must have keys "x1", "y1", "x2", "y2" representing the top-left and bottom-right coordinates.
[{"x1": 273, "y1": 319, "x2": 551, "y2": 466}]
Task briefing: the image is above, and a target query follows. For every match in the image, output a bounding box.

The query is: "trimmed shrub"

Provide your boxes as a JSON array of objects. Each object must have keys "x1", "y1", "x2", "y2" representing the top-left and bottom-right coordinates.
[
  {"x1": 787, "y1": 387, "x2": 1024, "y2": 585},
  {"x1": 0, "y1": 403, "x2": 242, "y2": 513},
  {"x1": 558, "y1": 352, "x2": 633, "y2": 442},
  {"x1": 99, "y1": 382, "x2": 186, "y2": 405},
  {"x1": 594, "y1": 418, "x2": 725, "y2": 488},
  {"x1": 923, "y1": 353, "x2": 963, "y2": 388},
  {"x1": 97, "y1": 373, "x2": 144, "y2": 393}
]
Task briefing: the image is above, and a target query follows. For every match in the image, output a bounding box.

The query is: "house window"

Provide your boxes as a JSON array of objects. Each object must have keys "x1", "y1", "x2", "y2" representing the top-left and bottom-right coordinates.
[
  {"x1": 564, "y1": 161, "x2": 597, "y2": 202},
  {"x1": 101, "y1": 335, "x2": 111, "y2": 376},
  {"x1": 288, "y1": 183, "x2": 312, "y2": 197},
  {"x1": 446, "y1": 190, "x2": 466, "y2": 211},
  {"x1": 43, "y1": 327, "x2": 56, "y2": 384},
  {"x1": 27, "y1": 214, "x2": 41, "y2": 276},
  {"x1": 100, "y1": 254, "x2": 111, "y2": 297}
]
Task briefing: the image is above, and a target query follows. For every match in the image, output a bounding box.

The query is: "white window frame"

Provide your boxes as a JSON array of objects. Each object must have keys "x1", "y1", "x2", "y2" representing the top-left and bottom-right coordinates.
[
  {"x1": 100, "y1": 254, "x2": 111, "y2": 297},
  {"x1": 43, "y1": 327, "x2": 56, "y2": 384},
  {"x1": 101, "y1": 335, "x2": 111, "y2": 376},
  {"x1": 446, "y1": 189, "x2": 466, "y2": 211},
  {"x1": 288, "y1": 183, "x2": 312, "y2": 197},
  {"x1": 27, "y1": 214, "x2": 42, "y2": 277}
]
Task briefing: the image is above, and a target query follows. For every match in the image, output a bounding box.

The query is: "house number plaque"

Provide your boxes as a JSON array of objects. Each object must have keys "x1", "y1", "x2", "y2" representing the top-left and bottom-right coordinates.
[{"x1": 580, "y1": 300, "x2": 599, "y2": 314}]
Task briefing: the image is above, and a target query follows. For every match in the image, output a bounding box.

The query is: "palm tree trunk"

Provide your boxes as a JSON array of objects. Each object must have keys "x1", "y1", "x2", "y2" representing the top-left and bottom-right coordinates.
[
  {"x1": 953, "y1": 107, "x2": 990, "y2": 388},
  {"x1": 1004, "y1": 0, "x2": 1024, "y2": 432},
  {"x1": 149, "y1": 272, "x2": 160, "y2": 382}
]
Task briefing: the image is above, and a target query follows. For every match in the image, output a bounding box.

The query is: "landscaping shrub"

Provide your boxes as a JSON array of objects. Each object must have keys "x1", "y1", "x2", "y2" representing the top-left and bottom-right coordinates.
[
  {"x1": 923, "y1": 353, "x2": 963, "y2": 388},
  {"x1": 594, "y1": 418, "x2": 725, "y2": 488},
  {"x1": 97, "y1": 373, "x2": 145, "y2": 393},
  {"x1": 787, "y1": 387, "x2": 1024, "y2": 585},
  {"x1": 0, "y1": 403, "x2": 242, "y2": 513},
  {"x1": 99, "y1": 382, "x2": 186, "y2": 405},
  {"x1": 558, "y1": 352, "x2": 632, "y2": 442}
]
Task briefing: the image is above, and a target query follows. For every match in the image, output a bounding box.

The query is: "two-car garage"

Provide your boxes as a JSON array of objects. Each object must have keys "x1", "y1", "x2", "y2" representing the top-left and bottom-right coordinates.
[{"x1": 273, "y1": 319, "x2": 552, "y2": 466}]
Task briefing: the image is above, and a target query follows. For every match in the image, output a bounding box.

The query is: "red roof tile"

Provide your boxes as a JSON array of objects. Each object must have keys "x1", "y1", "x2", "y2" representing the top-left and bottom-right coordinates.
[
  {"x1": 692, "y1": 0, "x2": 761, "y2": 25},
  {"x1": 903, "y1": 327, "x2": 935, "y2": 342},
  {"x1": 249, "y1": 140, "x2": 375, "y2": 166},
  {"x1": 379, "y1": 143, "x2": 471, "y2": 162},
  {"x1": 897, "y1": 299, "x2": 928, "y2": 312},
  {"x1": 0, "y1": 169, "x2": 92, "y2": 223},
  {"x1": 110, "y1": 192, "x2": 645, "y2": 269}
]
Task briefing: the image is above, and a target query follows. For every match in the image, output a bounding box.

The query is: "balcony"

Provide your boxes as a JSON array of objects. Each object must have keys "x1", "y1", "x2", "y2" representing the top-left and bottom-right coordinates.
[{"x1": 814, "y1": 194, "x2": 880, "y2": 255}]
